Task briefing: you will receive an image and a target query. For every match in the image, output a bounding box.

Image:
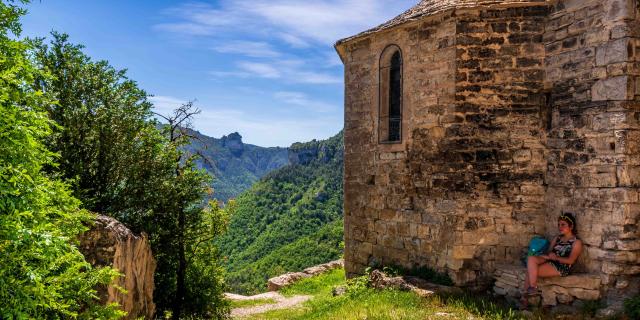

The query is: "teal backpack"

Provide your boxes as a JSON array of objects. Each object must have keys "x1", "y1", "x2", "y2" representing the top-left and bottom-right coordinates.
[{"x1": 527, "y1": 235, "x2": 550, "y2": 256}]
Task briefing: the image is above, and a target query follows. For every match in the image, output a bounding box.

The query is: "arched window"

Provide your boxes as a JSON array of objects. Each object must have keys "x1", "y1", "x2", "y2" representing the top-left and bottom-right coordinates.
[{"x1": 379, "y1": 45, "x2": 403, "y2": 143}]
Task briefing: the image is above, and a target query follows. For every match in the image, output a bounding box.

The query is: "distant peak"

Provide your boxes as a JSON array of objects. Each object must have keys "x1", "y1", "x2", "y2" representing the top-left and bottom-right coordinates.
[
  {"x1": 222, "y1": 132, "x2": 244, "y2": 156},
  {"x1": 223, "y1": 132, "x2": 242, "y2": 141}
]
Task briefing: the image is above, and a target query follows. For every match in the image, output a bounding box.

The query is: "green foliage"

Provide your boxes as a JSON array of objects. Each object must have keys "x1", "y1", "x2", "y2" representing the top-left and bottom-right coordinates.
[
  {"x1": 0, "y1": 1, "x2": 122, "y2": 317},
  {"x1": 624, "y1": 295, "x2": 640, "y2": 319},
  {"x1": 185, "y1": 130, "x2": 289, "y2": 203},
  {"x1": 32, "y1": 32, "x2": 171, "y2": 229},
  {"x1": 218, "y1": 132, "x2": 344, "y2": 294},
  {"x1": 147, "y1": 106, "x2": 232, "y2": 318},
  {"x1": 31, "y1": 30, "x2": 230, "y2": 318},
  {"x1": 281, "y1": 267, "x2": 347, "y2": 297}
]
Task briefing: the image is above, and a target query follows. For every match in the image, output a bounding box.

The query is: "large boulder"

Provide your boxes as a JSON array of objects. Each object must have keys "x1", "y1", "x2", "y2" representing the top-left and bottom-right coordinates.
[{"x1": 79, "y1": 215, "x2": 156, "y2": 319}]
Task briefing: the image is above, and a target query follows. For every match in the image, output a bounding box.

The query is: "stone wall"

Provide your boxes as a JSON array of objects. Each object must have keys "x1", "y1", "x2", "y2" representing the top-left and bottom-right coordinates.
[
  {"x1": 446, "y1": 5, "x2": 548, "y2": 284},
  {"x1": 80, "y1": 215, "x2": 156, "y2": 319},
  {"x1": 340, "y1": 0, "x2": 640, "y2": 305},
  {"x1": 342, "y1": 10, "x2": 458, "y2": 281},
  {"x1": 543, "y1": 0, "x2": 640, "y2": 308},
  {"x1": 342, "y1": 4, "x2": 549, "y2": 287}
]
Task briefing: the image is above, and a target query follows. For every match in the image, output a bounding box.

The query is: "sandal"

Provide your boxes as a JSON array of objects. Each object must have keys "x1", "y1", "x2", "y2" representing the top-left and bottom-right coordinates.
[{"x1": 525, "y1": 286, "x2": 540, "y2": 296}]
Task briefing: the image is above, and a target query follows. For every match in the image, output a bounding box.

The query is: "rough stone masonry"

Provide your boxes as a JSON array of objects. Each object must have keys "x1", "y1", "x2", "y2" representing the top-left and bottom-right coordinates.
[{"x1": 335, "y1": 0, "x2": 640, "y2": 308}]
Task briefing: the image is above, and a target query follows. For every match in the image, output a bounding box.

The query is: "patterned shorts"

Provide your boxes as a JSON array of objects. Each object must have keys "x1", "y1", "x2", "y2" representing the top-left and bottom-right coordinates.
[{"x1": 549, "y1": 260, "x2": 571, "y2": 277}]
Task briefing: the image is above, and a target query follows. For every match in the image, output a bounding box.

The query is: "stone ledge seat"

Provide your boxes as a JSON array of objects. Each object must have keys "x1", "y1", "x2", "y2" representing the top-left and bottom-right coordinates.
[{"x1": 493, "y1": 264, "x2": 602, "y2": 306}]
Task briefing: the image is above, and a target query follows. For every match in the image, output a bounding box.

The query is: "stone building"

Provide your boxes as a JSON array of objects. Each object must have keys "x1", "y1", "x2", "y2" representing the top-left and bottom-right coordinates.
[{"x1": 336, "y1": 0, "x2": 640, "y2": 308}]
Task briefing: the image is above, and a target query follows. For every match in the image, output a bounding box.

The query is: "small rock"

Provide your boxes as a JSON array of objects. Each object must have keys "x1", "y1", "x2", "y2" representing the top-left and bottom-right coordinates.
[
  {"x1": 595, "y1": 307, "x2": 618, "y2": 318},
  {"x1": 332, "y1": 285, "x2": 348, "y2": 296}
]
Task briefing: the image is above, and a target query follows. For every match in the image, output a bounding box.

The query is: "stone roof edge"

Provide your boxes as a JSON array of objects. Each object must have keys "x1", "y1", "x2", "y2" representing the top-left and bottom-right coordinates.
[{"x1": 334, "y1": 0, "x2": 556, "y2": 62}]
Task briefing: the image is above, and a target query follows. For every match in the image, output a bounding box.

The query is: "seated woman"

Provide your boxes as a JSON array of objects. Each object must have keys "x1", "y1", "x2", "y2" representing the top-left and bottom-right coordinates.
[{"x1": 522, "y1": 212, "x2": 583, "y2": 299}]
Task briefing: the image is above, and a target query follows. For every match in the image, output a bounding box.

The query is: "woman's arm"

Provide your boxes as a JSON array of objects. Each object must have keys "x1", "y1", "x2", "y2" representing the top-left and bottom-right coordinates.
[
  {"x1": 547, "y1": 236, "x2": 557, "y2": 255},
  {"x1": 551, "y1": 240, "x2": 583, "y2": 265},
  {"x1": 539, "y1": 236, "x2": 557, "y2": 260}
]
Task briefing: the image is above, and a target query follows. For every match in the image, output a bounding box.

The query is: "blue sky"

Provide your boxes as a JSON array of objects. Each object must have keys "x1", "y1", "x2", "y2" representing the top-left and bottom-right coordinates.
[{"x1": 22, "y1": 0, "x2": 415, "y2": 147}]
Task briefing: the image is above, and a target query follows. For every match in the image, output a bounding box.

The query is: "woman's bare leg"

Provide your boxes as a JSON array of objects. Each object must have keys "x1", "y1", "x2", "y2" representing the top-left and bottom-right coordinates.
[
  {"x1": 525, "y1": 256, "x2": 548, "y2": 290},
  {"x1": 532, "y1": 262, "x2": 561, "y2": 287},
  {"x1": 527, "y1": 259, "x2": 561, "y2": 289}
]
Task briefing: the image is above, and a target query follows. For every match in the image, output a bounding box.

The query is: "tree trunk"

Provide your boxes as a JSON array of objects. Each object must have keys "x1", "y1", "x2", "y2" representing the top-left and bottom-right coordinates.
[{"x1": 172, "y1": 211, "x2": 186, "y2": 320}]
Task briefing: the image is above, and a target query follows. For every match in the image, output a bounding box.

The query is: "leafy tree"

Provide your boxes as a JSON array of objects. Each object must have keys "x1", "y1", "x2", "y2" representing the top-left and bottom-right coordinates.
[
  {"x1": 32, "y1": 30, "x2": 230, "y2": 318},
  {"x1": 153, "y1": 103, "x2": 230, "y2": 319},
  {"x1": 0, "y1": 0, "x2": 122, "y2": 318},
  {"x1": 32, "y1": 32, "x2": 170, "y2": 229}
]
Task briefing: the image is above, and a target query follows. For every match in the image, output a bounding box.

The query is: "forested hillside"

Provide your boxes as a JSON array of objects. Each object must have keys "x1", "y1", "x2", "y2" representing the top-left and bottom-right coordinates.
[
  {"x1": 218, "y1": 131, "x2": 344, "y2": 294},
  {"x1": 184, "y1": 131, "x2": 289, "y2": 203}
]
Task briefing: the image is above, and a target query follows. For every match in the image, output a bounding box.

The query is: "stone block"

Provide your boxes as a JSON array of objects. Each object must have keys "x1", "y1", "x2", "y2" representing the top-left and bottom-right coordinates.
[
  {"x1": 540, "y1": 274, "x2": 601, "y2": 290},
  {"x1": 615, "y1": 239, "x2": 640, "y2": 250},
  {"x1": 606, "y1": 0, "x2": 636, "y2": 21},
  {"x1": 513, "y1": 149, "x2": 532, "y2": 163},
  {"x1": 494, "y1": 286, "x2": 507, "y2": 295},
  {"x1": 542, "y1": 289, "x2": 558, "y2": 306},
  {"x1": 452, "y1": 245, "x2": 476, "y2": 259},
  {"x1": 596, "y1": 38, "x2": 630, "y2": 66},
  {"x1": 616, "y1": 165, "x2": 640, "y2": 186},
  {"x1": 592, "y1": 76, "x2": 631, "y2": 101},
  {"x1": 568, "y1": 288, "x2": 600, "y2": 300}
]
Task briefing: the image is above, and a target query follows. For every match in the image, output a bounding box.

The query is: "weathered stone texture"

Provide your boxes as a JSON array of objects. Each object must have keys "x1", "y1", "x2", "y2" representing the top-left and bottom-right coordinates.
[
  {"x1": 543, "y1": 0, "x2": 640, "y2": 308},
  {"x1": 338, "y1": 0, "x2": 640, "y2": 309},
  {"x1": 80, "y1": 215, "x2": 156, "y2": 319}
]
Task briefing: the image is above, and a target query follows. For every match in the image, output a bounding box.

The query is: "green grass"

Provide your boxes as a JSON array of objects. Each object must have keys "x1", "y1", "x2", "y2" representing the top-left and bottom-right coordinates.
[
  {"x1": 229, "y1": 298, "x2": 278, "y2": 309},
  {"x1": 242, "y1": 268, "x2": 530, "y2": 320},
  {"x1": 280, "y1": 267, "x2": 346, "y2": 297}
]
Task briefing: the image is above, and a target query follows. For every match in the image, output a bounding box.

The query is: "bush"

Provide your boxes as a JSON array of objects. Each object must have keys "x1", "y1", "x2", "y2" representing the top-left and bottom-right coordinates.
[{"x1": 624, "y1": 295, "x2": 640, "y2": 319}]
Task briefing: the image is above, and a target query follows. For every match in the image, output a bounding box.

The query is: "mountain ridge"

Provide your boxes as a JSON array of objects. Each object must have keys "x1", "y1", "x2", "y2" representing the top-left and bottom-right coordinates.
[
  {"x1": 184, "y1": 130, "x2": 290, "y2": 202},
  {"x1": 217, "y1": 131, "x2": 344, "y2": 294}
]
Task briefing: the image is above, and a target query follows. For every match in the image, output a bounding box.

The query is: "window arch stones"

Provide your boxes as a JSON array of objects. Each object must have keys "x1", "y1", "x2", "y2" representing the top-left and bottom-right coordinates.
[{"x1": 379, "y1": 44, "x2": 403, "y2": 144}]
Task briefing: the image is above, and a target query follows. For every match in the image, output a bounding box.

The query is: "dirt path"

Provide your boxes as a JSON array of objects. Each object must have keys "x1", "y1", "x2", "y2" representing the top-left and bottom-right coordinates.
[{"x1": 225, "y1": 292, "x2": 311, "y2": 318}]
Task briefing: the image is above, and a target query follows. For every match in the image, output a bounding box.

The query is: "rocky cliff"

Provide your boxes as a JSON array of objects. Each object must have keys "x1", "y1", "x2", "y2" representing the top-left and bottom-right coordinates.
[
  {"x1": 184, "y1": 130, "x2": 289, "y2": 202},
  {"x1": 288, "y1": 131, "x2": 343, "y2": 166},
  {"x1": 80, "y1": 215, "x2": 156, "y2": 319}
]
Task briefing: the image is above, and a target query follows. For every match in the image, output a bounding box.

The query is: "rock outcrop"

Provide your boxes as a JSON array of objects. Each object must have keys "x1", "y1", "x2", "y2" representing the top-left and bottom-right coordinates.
[
  {"x1": 221, "y1": 132, "x2": 244, "y2": 156},
  {"x1": 267, "y1": 260, "x2": 343, "y2": 291},
  {"x1": 80, "y1": 215, "x2": 156, "y2": 319}
]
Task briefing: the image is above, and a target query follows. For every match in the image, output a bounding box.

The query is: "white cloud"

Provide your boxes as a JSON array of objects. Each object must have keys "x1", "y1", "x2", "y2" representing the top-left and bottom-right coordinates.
[
  {"x1": 156, "y1": 0, "x2": 414, "y2": 45},
  {"x1": 214, "y1": 60, "x2": 341, "y2": 84},
  {"x1": 237, "y1": 61, "x2": 281, "y2": 78},
  {"x1": 294, "y1": 71, "x2": 341, "y2": 84},
  {"x1": 149, "y1": 95, "x2": 189, "y2": 117},
  {"x1": 277, "y1": 32, "x2": 310, "y2": 48},
  {"x1": 150, "y1": 95, "x2": 341, "y2": 147},
  {"x1": 213, "y1": 41, "x2": 280, "y2": 58},
  {"x1": 274, "y1": 91, "x2": 336, "y2": 112}
]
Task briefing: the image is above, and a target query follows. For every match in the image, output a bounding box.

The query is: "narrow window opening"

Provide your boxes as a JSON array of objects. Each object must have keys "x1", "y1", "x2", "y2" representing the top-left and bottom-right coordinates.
[{"x1": 379, "y1": 45, "x2": 403, "y2": 143}]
